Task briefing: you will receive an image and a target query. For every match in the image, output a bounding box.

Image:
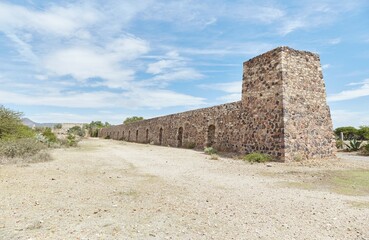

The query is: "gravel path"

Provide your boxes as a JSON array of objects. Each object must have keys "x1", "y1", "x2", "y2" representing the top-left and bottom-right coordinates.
[{"x1": 0, "y1": 138, "x2": 368, "y2": 239}]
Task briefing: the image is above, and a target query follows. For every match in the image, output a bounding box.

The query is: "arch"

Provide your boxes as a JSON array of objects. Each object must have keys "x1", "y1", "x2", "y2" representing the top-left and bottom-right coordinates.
[
  {"x1": 128, "y1": 131, "x2": 131, "y2": 141},
  {"x1": 159, "y1": 127, "x2": 163, "y2": 145},
  {"x1": 207, "y1": 125, "x2": 216, "y2": 147},
  {"x1": 146, "y1": 129, "x2": 149, "y2": 143},
  {"x1": 177, "y1": 127, "x2": 183, "y2": 147},
  {"x1": 136, "y1": 130, "x2": 139, "y2": 142},
  {"x1": 122, "y1": 131, "x2": 125, "y2": 140}
]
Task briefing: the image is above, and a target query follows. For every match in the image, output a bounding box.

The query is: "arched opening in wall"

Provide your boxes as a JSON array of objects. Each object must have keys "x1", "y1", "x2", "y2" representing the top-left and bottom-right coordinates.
[
  {"x1": 136, "y1": 130, "x2": 139, "y2": 142},
  {"x1": 128, "y1": 131, "x2": 131, "y2": 141},
  {"x1": 146, "y1": 129, "x2": 149, "y2": 143},
  {"x1": 177, "y1": 127, "x2": 183, "y2": 147},
  {"x1": 159, "y1": 128, "x2": 163, "y2": 145},
  {"x1": 122, "y1": 131, "x2": 125, "y2": 140},
  {"x1": 207, "y1": 125, "x2": 216, "y2": 147},
  {"x1": 117, "y1": 131, "x2": 120, "y2": 140}
]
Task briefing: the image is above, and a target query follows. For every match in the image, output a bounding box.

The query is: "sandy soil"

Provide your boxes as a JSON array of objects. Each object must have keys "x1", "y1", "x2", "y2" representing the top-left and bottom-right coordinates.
[{"x1": 0, "y1": 139, "x2": 368, "y2": 240}]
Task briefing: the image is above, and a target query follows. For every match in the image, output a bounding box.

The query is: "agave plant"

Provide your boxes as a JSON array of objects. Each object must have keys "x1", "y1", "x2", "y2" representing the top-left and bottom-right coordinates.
[{"x1": 345, "y1": 139, "x2": 362, "y2": 152}]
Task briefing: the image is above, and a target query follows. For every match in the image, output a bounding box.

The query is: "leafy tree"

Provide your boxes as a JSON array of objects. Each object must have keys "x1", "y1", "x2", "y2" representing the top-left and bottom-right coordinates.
[
  {"x1": 357, "y1": 126, "x2": 369, "y2": 140},
  {"x1": 0, "y1": 105, "x2": 35, "y2": 140},
  {"x1": 86, "y1": 121, "x2": 111, "y2": 137},
  {"x1": 123, "y1": 116, "x2": 144, "y2": 124},
  {"x1": 334, "y1": 126, "x2": 358, "y2": 140}
]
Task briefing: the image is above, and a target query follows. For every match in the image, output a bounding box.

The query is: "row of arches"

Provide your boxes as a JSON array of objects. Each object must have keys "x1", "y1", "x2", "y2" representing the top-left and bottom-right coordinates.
[{"x1": 106, "y1": 125, "x2": 216, "y2": 148}]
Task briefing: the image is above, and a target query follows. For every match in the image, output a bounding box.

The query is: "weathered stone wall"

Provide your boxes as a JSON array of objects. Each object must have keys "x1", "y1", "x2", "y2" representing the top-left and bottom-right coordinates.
[
  {"x1": 100, "y1": 101, "x2": 244, "y2": 152},
  {"x1": 280, "y1": 47, "x2": 335, "y2": 160},
  {"x1": 99, "y1": 46, "x2": 335, "y2": 162}
]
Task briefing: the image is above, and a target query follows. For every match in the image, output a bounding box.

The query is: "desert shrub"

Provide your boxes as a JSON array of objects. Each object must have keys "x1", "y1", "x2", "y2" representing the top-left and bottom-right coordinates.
[
  {"x1": 54, "y1": 123, "x2": 62, "y2": 129},
  {"x1": 105, "y1": 135, "x2": 111, "y2": 139},
  {"x1": 345, "y1": 139, "x2": 362, "y2": 152},
  {"x1": 41, "y1": 128, "x2": 57, "y2": 143},
  {"x1": 66, "y1": 134, "x2": 78, "y2": 147},
  {"x1": 336, "y1": 140, "x2": 344, "y2": 149},
  {"x1": 361, "y1": 143, "x2": 369, "y2": 156},
  {"x1": 86, "y1": 121, "x2": 110, "y2": 137},
  {"x1": 243, "y1": 152, "x2": 272, "y2": 163},
  {"x1": 204, "y1": 147, "x2": 217, "y2": 155},
  {"x1": 0, "y1": 138, "x2": 47, "y2": 159},
  {"x1": 67, "y1": 126, "x2": 85, "y2": 137}
]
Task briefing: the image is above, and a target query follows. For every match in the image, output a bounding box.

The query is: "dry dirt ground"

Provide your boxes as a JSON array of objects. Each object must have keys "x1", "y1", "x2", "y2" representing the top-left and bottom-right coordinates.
[{"x1": 1, "y1": 138, "x2": 369, "y2": 240}]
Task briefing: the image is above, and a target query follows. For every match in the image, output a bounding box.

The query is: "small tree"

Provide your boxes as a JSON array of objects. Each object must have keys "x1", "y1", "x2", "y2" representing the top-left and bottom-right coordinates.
[
  {"x1": 86, "y1": 121, "x2": 111, "y2": 137},
  {"x1": 357, "y1": 126, "x2": 369, "y2": 140},
  {"x1": 0, "y1": 105, "x2": 34, "y2": 140},
  {"x1": 123, "y1": 116, "x2": 144, "y2": 124},
  {"x1": 334, "y1": 126, "x2": 358, "y2": 140}
]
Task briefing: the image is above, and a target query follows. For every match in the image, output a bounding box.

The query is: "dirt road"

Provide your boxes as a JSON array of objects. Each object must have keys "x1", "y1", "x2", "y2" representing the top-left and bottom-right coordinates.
[{"x1": 1, "y1": 139, "x2": 368, "y2": 239}]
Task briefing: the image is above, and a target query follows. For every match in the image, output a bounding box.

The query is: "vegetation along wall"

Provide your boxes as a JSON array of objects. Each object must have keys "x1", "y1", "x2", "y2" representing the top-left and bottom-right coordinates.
[{"x1": 99, "y1": 46, "x2": 335, "y2": 162}]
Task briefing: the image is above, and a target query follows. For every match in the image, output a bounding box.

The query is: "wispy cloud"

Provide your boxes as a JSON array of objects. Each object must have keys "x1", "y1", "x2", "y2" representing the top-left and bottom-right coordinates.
[
  {"x1": 199, "y1": 81, "x2": 242, "y2": 102},
  {"x1": 0, "y1": 2, "x2": 99, "y2": 36},
  {"x1": 43, "y1": 35, "x2": 149, "y2": 88},
  {"x1": 331, "y1": 109, "x2": 369, "y2": 128},
  {"x1": 328, "y1": 79, "x2": 369, "y2": 101},
  {"x1": 0, "y1": 88, "x2": 205, "y2": 109},
  {"x1": 277, "y1": 1, "x2": 364, "y2": 35}
]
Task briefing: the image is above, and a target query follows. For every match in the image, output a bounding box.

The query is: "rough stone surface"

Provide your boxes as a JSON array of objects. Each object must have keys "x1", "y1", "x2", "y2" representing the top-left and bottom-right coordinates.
[{"x1": 99, "y1": 47, "x2": 335, "y2": 162}]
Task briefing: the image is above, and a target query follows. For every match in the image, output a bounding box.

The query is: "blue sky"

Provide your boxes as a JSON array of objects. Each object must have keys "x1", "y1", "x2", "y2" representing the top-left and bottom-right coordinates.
[{"x1": 0, "y1": 0, "x2": 368, "y2": 127}]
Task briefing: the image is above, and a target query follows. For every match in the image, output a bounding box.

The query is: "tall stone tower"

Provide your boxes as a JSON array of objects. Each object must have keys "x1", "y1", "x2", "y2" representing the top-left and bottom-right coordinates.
[{"x1": 241, "y1": 46, "x2": 335, "y2": 162}]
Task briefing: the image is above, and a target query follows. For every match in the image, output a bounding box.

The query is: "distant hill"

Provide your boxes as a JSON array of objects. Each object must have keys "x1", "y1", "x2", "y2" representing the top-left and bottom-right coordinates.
[{"x1": 21, "y1": 118, "x2": 57, "y2": 128}]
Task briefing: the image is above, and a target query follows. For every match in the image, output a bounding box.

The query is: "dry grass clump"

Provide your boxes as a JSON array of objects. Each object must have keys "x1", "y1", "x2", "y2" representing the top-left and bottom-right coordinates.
[
  {"x1": 0, "y1": 138, "x2": 52, "y2": 164},
  {"x1": 243, "y1": 152, "x2": 272, "y2": 163}
]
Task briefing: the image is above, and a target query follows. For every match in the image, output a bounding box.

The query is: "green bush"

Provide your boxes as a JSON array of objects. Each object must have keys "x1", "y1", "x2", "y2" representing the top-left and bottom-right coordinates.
[
  {"x1": 336, "y1": 140, "x2": 344, "y2": 149},
  {"x1": 123, "y1": 116, "x2": 144, "y2": 124},
  {"x1": 67, "y1": 126, "x2": 85, "y2": 137},
  {"x1": 66, "y1": 134, "x2": 77, "y2": 147},
  {"x1": 54, "y1": 123, "x2": 62, "y2": 129},
  {"x1": 0, "y1": 138, "x2": 47, "y2": 158},
  {"x1": 361, "y1": 143, "x2": 369, "y2": 156},
  {"x1": 243, "y1": 152, "x2": 272, "y2": 163},
  {"x1": 204, "y1": 147, "x2": 217, "y2": 155},
  {"x1": 345, "y1": 139, "x2": 362, "y2": 152},
  {"x1": 41, "y1": 128, "x2": 57, "y2": 143}
]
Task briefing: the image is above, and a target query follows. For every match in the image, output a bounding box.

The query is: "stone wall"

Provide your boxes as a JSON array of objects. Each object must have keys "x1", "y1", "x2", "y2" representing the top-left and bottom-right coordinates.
[{"x1": 99, "y1": 46, "x2": 335, "y2": 162}]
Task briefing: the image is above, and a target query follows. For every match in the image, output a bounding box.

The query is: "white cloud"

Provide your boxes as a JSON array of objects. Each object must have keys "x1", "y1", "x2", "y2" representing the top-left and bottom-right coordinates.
[
  {"x1": 331, "y1": 109, "x2": 369, "y2": 128},
  {"x1": 199, "y1": 81, "x2": 242, "y2": 102},
  {"x1": 0, "y1": 2, "x2": 100, "y2": 36},
  {"x1": 28, "y1": 112, "x2": 129, "y2": 124},
  {"x1": 328, "y1": 79, "x2": 369, "y2": 101},
  {"x1": 145, "y1": 51, "x2": 203, "y2": 86},
  {"x1": 277, "y1": 1, "x2": 364, "y2": 35},
  {"x1": 43, "y1": 36, "x2": 149, "y2": 88},
  {"x1": 181, "y1": 42, "x2": 274, "y2": 56},
  {"x1": 0, "y1": 88, "x2": 205, "y2": 109},
  {"x1": 322, "y1": 64, "x2": 330, "y2": 69},
  {"x1": 147, "y1": 60, "x2": 182, "y2": 75},
  {"x1": 199, "y1": 81, "x2": 241, "y2": 93},
  {"x1": 328, "y1": 38, "x2": 341, "y2": 45}
]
